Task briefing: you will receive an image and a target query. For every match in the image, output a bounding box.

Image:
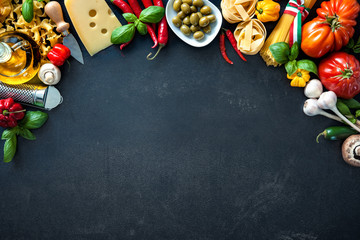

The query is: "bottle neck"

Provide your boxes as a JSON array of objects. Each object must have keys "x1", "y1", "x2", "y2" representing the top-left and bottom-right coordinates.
[{"x1": 0, "y1": 42, "x2": 12, "y2": 63}]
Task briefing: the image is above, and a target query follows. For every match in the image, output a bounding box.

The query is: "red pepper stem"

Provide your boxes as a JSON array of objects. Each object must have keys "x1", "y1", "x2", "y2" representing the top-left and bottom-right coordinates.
[
  {"x1": 2, "y1": 109, "x2": 26, "y2": 115},
  {"x1": 147, "y1": 44, "x2": 164, "y2": 60}
]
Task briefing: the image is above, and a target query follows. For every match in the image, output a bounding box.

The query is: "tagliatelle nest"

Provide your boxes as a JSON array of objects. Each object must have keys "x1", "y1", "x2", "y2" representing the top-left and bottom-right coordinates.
[
  {"x1": 234, "y1": 19, "x2": 266, "y2": 55},
  {"x1": 0, "y1": 0, "x2": 62, "y2": 59},
  {"x1": 221, "y1": 0, "x2": 256, "y2": 23}
]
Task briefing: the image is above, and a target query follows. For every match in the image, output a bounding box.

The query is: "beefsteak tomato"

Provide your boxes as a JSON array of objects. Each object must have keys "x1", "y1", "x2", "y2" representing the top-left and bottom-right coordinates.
[
  {"x1": 319, "y1": 52, "x2": 360, "y2": 99},
  {"x1": 301, "y1": 0, "x2": 360, "y2": 58}
]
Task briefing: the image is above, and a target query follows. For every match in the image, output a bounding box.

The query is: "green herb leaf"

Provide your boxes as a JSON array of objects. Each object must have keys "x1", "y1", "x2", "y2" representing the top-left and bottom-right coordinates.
[
  {"x1": 19, "y1": 128, "x2": 36, "y2": 140},
  {"x1": 349, "y1": 117, "x2": 357, "y2": 124},
  {"x1": 289, "y1": 42, "x2": 299, "y2": 61},
  {"x1": 297, "y1": 59, "x2": 318, "y2": 76},
  {"x1": 111, "y1": 24, "x2": 136, "y2": 44},
  {"x1": 22, "y1": 0, "x2": 34, "y2": 23},
  {"x1": 340, "y1": 98, "x2": 360, "y2": 109},
  {"x1": 136, "y1": 21, "x2": 147, "y2": 35},
  {"x1": 123, "y1": 13, "x2": 138, "y2": 23},
  {"x1": 285, "y1": 60, "x2": 297, "y2": 76},
  {"x1": 269, "y1": 42, "x2": 290, "y2": 64},
  {"x1": 139, "y1": 6, "x2": 165, "y2": 23},
  {"x1": 346, "y1": 38, "x2": 355, "y2": 49},
  {"x1": 3, "y1": 134, "x2": 16, "y2": 163},
  {"x1": 356, "y1": 110, "x2": 360, "y2": 118},
  {"x1": 337, "y1": 99, "x2": 353, "y2": 117},
  {"x1": 20, "y1": 111, "x2": 48, "y2": 130},
  {"x1": 1, "y1": 128, "x2": 17, "y2": 140}
]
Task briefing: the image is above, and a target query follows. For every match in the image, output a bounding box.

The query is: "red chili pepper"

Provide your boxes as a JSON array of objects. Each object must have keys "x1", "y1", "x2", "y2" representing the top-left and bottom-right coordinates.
[
  {"x1": 128, "y1": 0, "x2": 158, "y2": 48},
  {"x1": 47, "y1": 44, "x2": 71, "y2": 66},
  {"x1": 147, "y1": 0, "x2": 168, "y2": 60},
  {"x1": 220, "y1": 31, "x2": 233, "y2": 65},
  {"x1": 112, "y1": 0, "x2": 135, "y2": 50},
  {"x1": 0, "y1": 98, "x2": 25, "y2": 128},
  {"x1": 224, "y1": 29, "x2": 247, "y2": 62}
]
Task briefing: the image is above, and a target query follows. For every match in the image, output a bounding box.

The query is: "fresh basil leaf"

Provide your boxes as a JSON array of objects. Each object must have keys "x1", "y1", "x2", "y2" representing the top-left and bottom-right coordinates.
[
  {"x1": 3, "y1": 135, "x2": 16, "y2": 163},
  {"x1": 349, "y1": 117, "x2": 357, "y2": 124},
  {"x1": 297, "y1": 59, "x2": 318, "y2": 76},
  {"x1": 289, "y1": 42, "x2": 299, "y2": 61},
  {"x1": 337, "y1": 100, "x2": 353, "y2": 117},
  {"x1": 269, "y1": 42, "x2": 290, "y2": 64},
  {"x1": 111, "y1": 24, "x2": 136, "y2": 44},
  {"x1": 285, "y1": 60, "x2": 297, "y2": 76},
  {"x1": 353, "y1": 46, "x2": 360, "y2": 53},
  {"x1": 22, "y1": 0, "x2": 34, "y2": 23},
  {"x1": 139, "y1": 6, "x2": 165, "y2": 23},
  {"x1": 136, "y1": 21, "x2": 148, "y2": 35},
  {"x1": 1, "y1": 128, "x2": 17, "y2": 140},
  {"x1": 346, "y1": 38, "x2": 355, "y2": 49},
  {"x1": 356, "y1": 110, "x2": 360, "y2": 118},
  {"x1": 340, "y1": 98, "x2": 360, "y2": 109},
  {"x1": 19, "y1": 128, "x2": 36, "y2": 140},
  {"x1": 20, "y1": 111, "x2": 48, "y2": 130},
  {"x1": 123, "y1": 13, "x2": 137, "y2": 23}
]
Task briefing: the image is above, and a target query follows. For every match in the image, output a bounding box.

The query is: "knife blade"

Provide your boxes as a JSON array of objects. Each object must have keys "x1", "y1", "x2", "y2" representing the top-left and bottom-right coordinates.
[{"x1": 45, "y1": 1, "x2": 84, "y2": 64}]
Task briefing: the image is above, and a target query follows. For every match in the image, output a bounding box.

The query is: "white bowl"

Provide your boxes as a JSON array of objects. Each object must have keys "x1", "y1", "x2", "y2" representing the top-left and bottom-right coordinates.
[{"x1": 166, "y1": 0, "x2": 223, "y2": 47}]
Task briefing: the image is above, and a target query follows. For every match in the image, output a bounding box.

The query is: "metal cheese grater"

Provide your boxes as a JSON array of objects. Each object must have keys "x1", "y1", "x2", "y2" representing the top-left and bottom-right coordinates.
[{"x1": 0, "y1": 82, "x2": 63, "y2": 110}]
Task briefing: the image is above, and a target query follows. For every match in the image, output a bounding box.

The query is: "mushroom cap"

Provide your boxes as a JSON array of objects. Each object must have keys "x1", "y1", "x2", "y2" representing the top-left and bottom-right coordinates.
[{"x1": 342, "y1": 135, "x2": 360, "y2": 167}]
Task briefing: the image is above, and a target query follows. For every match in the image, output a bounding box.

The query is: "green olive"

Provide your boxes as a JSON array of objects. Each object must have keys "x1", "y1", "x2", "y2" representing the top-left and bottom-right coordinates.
[
  {"x1": 182, "y1": 0, "x2": 192, "y2": 4},
  {"x1": 193, "y1": 31, "x2": 204, "y2": 40},
  {"x1": 173, "y1": 0, "x2": 182, "y2": 12},
  {"x1": 181, "y1": 3, "x2": 191, "y2": 14},
  {"x1": 193, "y1": 0, "x2": 204, "y2": 8},
  {"x1": 190, "y1": 5, "x2": 197, "y2": 13},
  {"x1": 180, "y1": 25, "x2": 191, "y2": 35},
  {"x1": 190, "y1": 13, "x2": 200, "y2": 26},
  {"x1": 190, "y1": 25, "x2": 200, "y2": 33},
  {"x1": 206, "y1": 14, "x2": 216, "y2": 23},
  {"x1": 202, "y1": 25, "x2": 211, "y2": 33},
  {"x1": 172, "y1": 16, "x2": 182, "y2": 27},
  {"x1": 200, "y1": 6, "x2": 211, "y2": 15},
  {"x1": 198, "y1": 16, "x2": 209, "y2": 27},
  {"x1": 197, "y1": 12, "x2": 203, "y2": 19},
  {"x1": 183, "y1": 16, "x2": 191, "y2": 25},
  {"x1": 177, "y1": 11, "x2": 186, "y2": 19}
]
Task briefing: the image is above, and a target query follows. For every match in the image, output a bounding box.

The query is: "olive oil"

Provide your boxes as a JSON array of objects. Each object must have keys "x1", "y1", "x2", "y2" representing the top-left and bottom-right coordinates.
[{"x1": 0, "y1": 32, "x2": 41, "y2": 85}]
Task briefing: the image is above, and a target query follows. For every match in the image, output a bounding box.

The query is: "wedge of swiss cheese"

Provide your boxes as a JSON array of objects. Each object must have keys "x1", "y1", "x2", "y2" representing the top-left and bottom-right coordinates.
[{"x1": 64, "y1": 0, "x2": 121, "y2": 56}]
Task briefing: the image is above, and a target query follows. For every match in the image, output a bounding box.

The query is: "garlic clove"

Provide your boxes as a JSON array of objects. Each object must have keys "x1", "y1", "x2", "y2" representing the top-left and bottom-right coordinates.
[{"x1": 304, "y1": 79, "x2": 323, "y2": 99}]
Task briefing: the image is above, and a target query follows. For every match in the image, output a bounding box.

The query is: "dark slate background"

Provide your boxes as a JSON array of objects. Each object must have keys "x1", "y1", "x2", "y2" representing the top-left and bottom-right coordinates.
[{"x1": 0, "y1": 0, "x2": 360, "y2": 239}]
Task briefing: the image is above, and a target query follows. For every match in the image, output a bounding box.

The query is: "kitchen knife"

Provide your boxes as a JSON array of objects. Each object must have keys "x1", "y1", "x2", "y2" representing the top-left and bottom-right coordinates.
[{"x1": 45, "y1": 1, "x2": 84, "y2": 64}]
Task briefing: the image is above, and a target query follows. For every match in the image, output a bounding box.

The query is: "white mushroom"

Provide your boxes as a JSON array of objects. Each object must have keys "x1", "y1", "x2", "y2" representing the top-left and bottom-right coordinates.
[
  {"x1": 38, "y1": 63, "x2": 61, "y2": 85},
  {"x1": 304, "y1": 79, "x2": 323, "y2": 99},
  {"x1": 342, "y1": 135, "x2": 360, "y2": 167},
  {"x1": 317, "y1": 91, "x2": 360, "y2": 133}
]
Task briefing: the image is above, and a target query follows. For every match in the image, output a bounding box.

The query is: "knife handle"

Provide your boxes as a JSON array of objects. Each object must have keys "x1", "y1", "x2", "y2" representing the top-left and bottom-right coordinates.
[{"x1": 45, "y1": 1, "x2": 70, "y2": 33}]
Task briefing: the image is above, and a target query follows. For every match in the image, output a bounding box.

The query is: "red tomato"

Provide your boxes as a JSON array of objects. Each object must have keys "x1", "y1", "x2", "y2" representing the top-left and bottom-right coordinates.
[
  {"x1": 301, "y1": 0, "x2": 360, "y2": 58},
  {"x1": 319, "y1": 52, "x2": 360, "y2": 99}
]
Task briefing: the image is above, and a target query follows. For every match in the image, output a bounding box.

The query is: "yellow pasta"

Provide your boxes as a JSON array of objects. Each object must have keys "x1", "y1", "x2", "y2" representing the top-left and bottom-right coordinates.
[
  {"x1": 234, "y1": 19, "x2": 266, "y2": 55},
  {"x1": 260, "y1": 0, "x2": 317, "y2": 66},
  {"x1": 221, "y1": 0, "x2": 256, "y2": 23},
  {"x1": 0, "y1": 0, "x2": 62, "y2": 59}
]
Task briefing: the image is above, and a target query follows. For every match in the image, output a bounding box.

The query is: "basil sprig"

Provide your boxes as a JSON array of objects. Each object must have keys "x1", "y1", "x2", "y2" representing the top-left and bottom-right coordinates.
[
  {"x1": 22, "y1": 0, "x2": 43, "y2": 23},
  {"x1": 2, "y1": 111, "x2": 48, "y2": 162},
  {"x1": 111, "y1": 6, "x2": 164, "y2": 44},
  {"x1": 269, "y1": 42, "x2": 318, "y2": 76}
]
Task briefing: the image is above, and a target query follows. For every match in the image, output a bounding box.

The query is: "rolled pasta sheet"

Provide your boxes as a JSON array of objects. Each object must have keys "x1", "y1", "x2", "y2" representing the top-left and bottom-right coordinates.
[
  {"x1": 234, "y1": 19, "x2": 266, "y2": 55},
  {"x1": 221, "y1": 0, "x2": 256, "y2": 23}
]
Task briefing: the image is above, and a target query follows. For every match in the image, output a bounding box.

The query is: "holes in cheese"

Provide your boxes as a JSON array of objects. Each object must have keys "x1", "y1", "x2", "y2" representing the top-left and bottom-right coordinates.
[{"x1": 65, "y1": 0, "x2": 122, "y2": 56}]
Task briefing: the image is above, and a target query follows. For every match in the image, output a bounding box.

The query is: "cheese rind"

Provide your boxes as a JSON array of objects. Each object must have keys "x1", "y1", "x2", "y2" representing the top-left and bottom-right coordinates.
[{"x1": 65, "y1": 0, "x2": 121, "y2": 56}]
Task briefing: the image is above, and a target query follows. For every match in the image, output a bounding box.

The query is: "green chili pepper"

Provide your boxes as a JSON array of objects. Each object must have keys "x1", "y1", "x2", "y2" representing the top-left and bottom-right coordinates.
[{"x1": 316, "y1": 126, "x2": 358, "y2": 143}]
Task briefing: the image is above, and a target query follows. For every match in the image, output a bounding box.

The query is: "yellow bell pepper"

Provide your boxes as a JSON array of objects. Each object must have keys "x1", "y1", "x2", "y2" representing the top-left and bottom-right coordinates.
[
  {"x1": 287, "y1": 69, "x2": 311, "y2": 87},
  {"x1": 255, "y1": 0, "x2": 280, "y2": 23}
]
